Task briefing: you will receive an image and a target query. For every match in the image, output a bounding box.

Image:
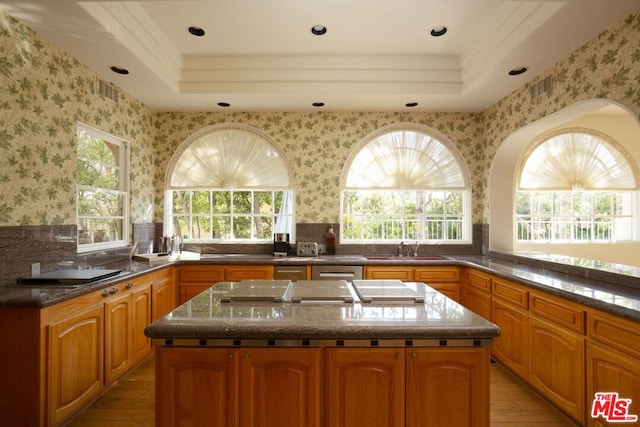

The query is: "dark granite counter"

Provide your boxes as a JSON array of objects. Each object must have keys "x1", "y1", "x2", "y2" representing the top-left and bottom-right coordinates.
[
  {"x1": 144, "y1": 281, "x2": 500, "y2": 344},
  {"x1": 0, "y1": 253, "x2": 638, "y2": 323}
]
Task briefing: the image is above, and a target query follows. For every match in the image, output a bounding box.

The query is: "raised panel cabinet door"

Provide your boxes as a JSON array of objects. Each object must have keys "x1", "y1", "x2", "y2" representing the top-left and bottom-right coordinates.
[
  {"x1": 463, "y1": 287, "x2": 492, "y2": 321},
  {"x1": 428, "y1": 283, "x2": 460, "y2": 302},
  {"x1": 587, "y1": 341, "x2": 640, "y2": 427},
  {"x1": 491, "y1": 298, "x2": 529, "y2": 379},
  {"x1": 326, "y1": 348, "x2": 405, "y2": 427},
  {"x1": 156, "y1": 347, "x2": 239, "y2": 427},
  {"x1": 414, "y1": 266, "x2": 461, "y2": 282},
  {"x1": 48, "y1": 305, "x2": 104, "y2": 426},
  {"x1": 179, "y1": 283, "x2": 213, "y2": 304},
  {"x1": 105, "y1": 292, "x2": 131, "y2": 385},
  {"x1": 240, "y1": 348, "x2": 322, "y2": 427},
  {"x1": 529, "y1": 316, "x2": 586, "y2": 424},
  {"x1": 364, "y1": 266, "x2": 414, "y2": 281},
  {"x1": 151, "y1": 276, "x2": 177, "y2": 321},
  {"x1": 406, "y1": 347, "x2": 491, "y2": 427},
  {"x1": 131, "y1": 286, "x2": 151, "y2": 364}
]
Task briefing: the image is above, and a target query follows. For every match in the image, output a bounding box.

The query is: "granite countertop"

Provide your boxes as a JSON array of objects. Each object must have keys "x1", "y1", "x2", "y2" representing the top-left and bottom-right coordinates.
[
  {"x1": 144, "y1": 281, "x2": 500, "y2": 342},
  {"x1": 0, "y1": 253, "x2": 638, "y2": 323}
]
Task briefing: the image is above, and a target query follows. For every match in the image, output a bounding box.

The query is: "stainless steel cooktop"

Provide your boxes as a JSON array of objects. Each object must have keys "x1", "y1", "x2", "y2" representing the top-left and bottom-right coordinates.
[
  {"x1": 352, "y1": 280, "x2": 425, "y2": 303},
  {"x1": 290, "y1": 280, "x2": 356, "y2": 303}
]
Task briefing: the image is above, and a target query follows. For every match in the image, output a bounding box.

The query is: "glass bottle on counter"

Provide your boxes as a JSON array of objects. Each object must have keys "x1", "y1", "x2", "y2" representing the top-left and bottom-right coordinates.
[{"x1": 326, "y1": 225, "x2": 336, "y2": 255}]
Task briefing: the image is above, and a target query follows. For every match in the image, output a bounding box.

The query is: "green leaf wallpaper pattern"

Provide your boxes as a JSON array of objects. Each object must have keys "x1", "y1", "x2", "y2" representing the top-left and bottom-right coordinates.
[{"x1": 0, "y1": 10, "x2": 639, "y2": 227}]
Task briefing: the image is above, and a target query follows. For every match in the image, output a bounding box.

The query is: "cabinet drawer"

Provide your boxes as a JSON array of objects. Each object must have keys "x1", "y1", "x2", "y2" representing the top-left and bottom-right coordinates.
[
  {"x1": 465, "y1": 269, "x2": 491, "y2": 293},
  {"x1": 178, "y1": 266, "x2": 225, "y2": 282},
  {"x1": 414, "y1": 266, "x2": 460, "y2": 282},
  {"x1": 492, "y1": 278, "x2": 528, "y2": 309},
  {"x1": 364, "y1": 266, "x2": 414, "y2": 281},
  {"x1": 587, "y1": 309, "x2": 640, "y2": 359},
  {"x1": 529, "y1": 291, "x2": 585, "y2": 334},
  {"x1": 225, "y1": 265, "x2": 273, "y2": 281}
]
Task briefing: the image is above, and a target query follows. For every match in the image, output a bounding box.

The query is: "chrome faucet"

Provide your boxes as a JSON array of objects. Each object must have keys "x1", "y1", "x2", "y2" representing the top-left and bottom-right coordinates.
[
  {"x1": 398, "y1": 241, "x2": 404, "y2": 257},
  {"x1": 413, "y1": 241, "x2": 419, "y2": 257}
]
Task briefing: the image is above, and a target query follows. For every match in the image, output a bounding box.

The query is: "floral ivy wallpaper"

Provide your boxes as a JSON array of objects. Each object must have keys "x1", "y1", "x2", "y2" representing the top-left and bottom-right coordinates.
[{"x1": 0, "y1": 10, "x2": 639, "y2": 229}]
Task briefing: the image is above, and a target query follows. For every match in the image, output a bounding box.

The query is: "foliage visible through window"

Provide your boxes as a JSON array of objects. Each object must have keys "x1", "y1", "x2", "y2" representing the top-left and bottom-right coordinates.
[
  {"x1": 76, "y1": 124, "x2": 128, "y2": 251},
  {"x1": 341, "y1": 129, "x2": 470, "y2": 242},
  {"x1": 516, "y1": 130, "x2": 637, "y2": 243},
  {"x1": 166, "y1": 125, "x2": 293, "y2": 241},
  {"x1": 343, "y1": 190, "x2": 464, "y2": 240},
  {"x1": 172, "y1": 190, "x2": 292, "y2": 240},
  {"x1": 516, "y1": 191, "x2": 634, "y2": 241}
]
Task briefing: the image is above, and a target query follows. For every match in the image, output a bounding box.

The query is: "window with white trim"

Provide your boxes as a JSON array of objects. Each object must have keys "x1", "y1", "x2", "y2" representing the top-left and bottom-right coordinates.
[
  {"x1": 515, "y1": 130, "x2": 638, "y2": 242},
  {"x1": 341, "y1": 127, "x2": 471, "y2": 242},
  {"x1": 165, "y1": 125, "x2": 293, "y2": 241},
  {"x1": 76, "y1": 123, "x2": 129, "y2": 252}
]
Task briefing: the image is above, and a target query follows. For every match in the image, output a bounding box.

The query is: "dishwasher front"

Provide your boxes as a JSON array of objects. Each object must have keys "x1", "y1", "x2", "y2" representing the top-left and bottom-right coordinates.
[{"x1": 311, "y1": 265, "x2": 363, "y2": 281}]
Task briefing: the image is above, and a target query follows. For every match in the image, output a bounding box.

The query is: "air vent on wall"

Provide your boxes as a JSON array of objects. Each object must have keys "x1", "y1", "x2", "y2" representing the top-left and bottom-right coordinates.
[
  {"x1": 96, "y1": 78, "x2": 119, "y2": 103},
  {"x1": 530, "y1": 75, "x2": 554, "y2": 100}
]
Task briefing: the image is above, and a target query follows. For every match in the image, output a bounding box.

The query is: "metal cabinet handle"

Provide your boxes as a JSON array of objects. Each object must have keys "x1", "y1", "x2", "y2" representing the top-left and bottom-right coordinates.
[
  {"x1": 125, "y1": 282, "x2": 133, "y2": 289},
  {"x1": 101, "y1": 290, "x2": 109, "y2": 297},
  {"x1": 109, "y1": 287, "x2": 118, "y2": 295}
]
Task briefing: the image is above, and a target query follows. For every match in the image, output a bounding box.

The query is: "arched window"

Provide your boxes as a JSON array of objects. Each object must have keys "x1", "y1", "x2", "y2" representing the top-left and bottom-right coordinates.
[
  {"x1": 515, "y1": 129, "x2": 638, "y2": 242},
  {"x1": 341, "y1": 126, "x2": 471, "y2": 242},
  {"x1": 165, "y1": 124, "x2": 293, "y2": 241}
]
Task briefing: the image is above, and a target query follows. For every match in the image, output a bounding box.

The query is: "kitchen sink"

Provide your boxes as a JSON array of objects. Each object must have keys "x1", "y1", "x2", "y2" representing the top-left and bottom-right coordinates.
[{"x1": 365, "y1": 255, "x2": 449, "y2": 260}]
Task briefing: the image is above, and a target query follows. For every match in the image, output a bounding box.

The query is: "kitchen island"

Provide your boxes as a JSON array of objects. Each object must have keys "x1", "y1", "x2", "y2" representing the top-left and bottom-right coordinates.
[{"x1": 145, "y1": 280, "x2": 500, "y2": 427}]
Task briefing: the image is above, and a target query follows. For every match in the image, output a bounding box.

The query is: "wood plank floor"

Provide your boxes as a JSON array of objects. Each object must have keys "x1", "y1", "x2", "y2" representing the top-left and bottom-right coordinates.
[{"x1": 66, "y1": 357, "x2": 577, "y2": 426}]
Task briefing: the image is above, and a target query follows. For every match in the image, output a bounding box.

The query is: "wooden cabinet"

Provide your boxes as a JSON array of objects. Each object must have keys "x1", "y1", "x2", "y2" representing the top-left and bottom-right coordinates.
[
  {"x1": 364, "y1": 265, "x2": 461, "y2": 301},
  {"x1": 586, "y1": 309, "x2": 640, "y2": 427},
  {"x1": 178, "y1": 265, "x2": 274, "y2": 303},
  {"x1": 462, "y1": 269, "x2": 492, "y2": 320},
  {"x1": 529, "y1": 291, "x2": 586, "y2": 424},
  {"x1": 47, "y1": 304, "x2": 104, "y2": 426},
  {"x1": 491, "y1": 278, "x2": 529, "y2": 379},
  {"x1": 150, "y1": 267, "x2": 177, "y2": 321},
  {"x1": 241, "y1": 348, "x2": 322, "y2": 427},
  {"x1": 156, "y1": 347, "x2": 239, "y2": 427},
  {"x1": 104, "y1": 278, "x2": 152, "y2": 385},
  {"x1": 364, "y1": 265, "x2": 414, "y2": 281},
  {"x1": 326, "y1": 348, "x2": 405, "y2": 427},
  {"x1": 0, "y1": 267, "x2": 170, "y2": 427},
  {"x1": 414, "y1": 266, "x2": 461, "y2": 302},
  {"x1": 406, "y1": 347, "x2": 491, "y2": 427},
  {"x1": 156, "y1": 345, "x2": 492, "y2": 427}
]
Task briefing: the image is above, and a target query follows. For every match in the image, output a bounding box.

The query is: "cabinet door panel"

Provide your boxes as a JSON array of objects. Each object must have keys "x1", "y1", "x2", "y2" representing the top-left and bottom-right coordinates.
[
  {"x1": 464, "y1": 287, "x2": 491, "y2": 320},
  {"x1": 152, "y1": 276, "x2": 177, "y2": 322},
  {"x1": 131, "y1": 287, "x2": 151, "y2": 363},
  {"x1": 529, "y1": 316, "x2": 585, "y2": 424},
  {"x1": 326, "y1": 348, "x2": 405, "y2": 427},
  {"x1": 406, "y1": 347, "x2": 490, "y2": 427},
  {"x1": 156, "y1": 347, "x2": 239, "y2": 427},
  {"x1": 587, "y1": 341, "x2": 640, "y2": 427},
  {"x1": 105, "y1": 293, "x2": 131, "y2": 384},
  {"x1": 241, "y1": 348, "x2": 322, "y2": 427},
  {"x1": 491, "y1": 298, "x2": 528, "y2": 379},
  {"x1": 48, "y1": 305, "x2": 103, "y2": 426}
]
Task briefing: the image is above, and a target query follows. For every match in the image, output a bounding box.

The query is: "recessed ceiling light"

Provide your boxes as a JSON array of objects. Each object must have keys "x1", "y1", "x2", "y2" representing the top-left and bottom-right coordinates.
[
  {"x1": 312, "y1": 102, "x2": 325, "y2": 107},
  {"x1": 217, "y1": 102, "x2": 230, "y2": 107},
  {"x1": 508, "y1": 66, "x2": 528, "y2": 76},
  {"x1": 405, "y1": 102, "x2": 418, "y2": 107},
  {"x1": 430, "y1": 26, "x2": 447, "y2": 37},
  {"x1": 188, "y1": 26, "x2": 205, "y2": 37},
  {"x1": 110, "y1": 66, "x2": 129, "y2": 75},
  {"x1": 311, "y1": 25, "x2": 327, "y2": 36}
]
